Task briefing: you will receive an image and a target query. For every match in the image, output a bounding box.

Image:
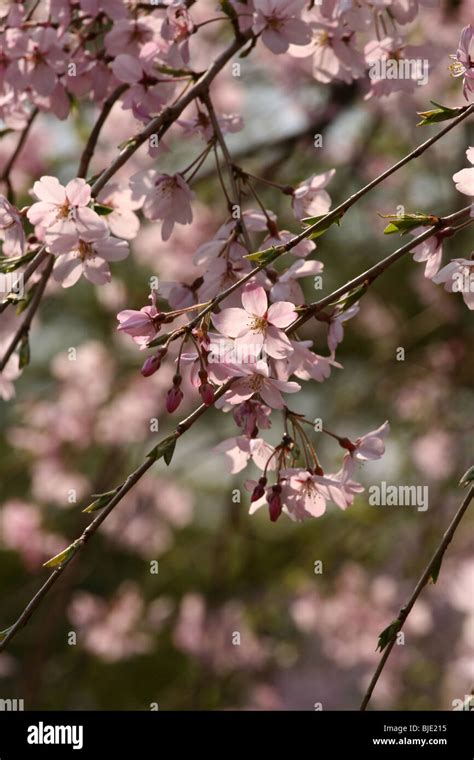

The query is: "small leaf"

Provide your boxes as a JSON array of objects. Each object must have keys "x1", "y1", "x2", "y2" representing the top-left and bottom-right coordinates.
[
  {"x1": 0, "y1": 625, "x2": 15, "y2": 642},
  {"x1": 378, "y1": 212, "x2": 438, "y2": 236},
  {"x1": 164, "y1": 438, "x2": 177, "y2": 466},
  {"x1": 93, "y1": 202, "x2": 114, "y2": 216},
  {"x1": 244, "y1": 246, "x2": 279, "y2": 265},
  {"x1": 0, "y1": 250, "x2": 37, "y2": 274},
  {"x1": 0, "y1": 127, "x2": 14, "y2": 139},
  {"x1": 117, "y1": 136, "x2": 137, "y2": 151},
  {"x1": 19, "y1": 336, "x2": 30, "y2": 369},
  {"x1": 417, "y1": 101, "x2": 465, "y2": 126},
  {"x1": 459, "y1": 465, "x2": 474, "y2": 488},
  {"x1": 82, "y1": 487, "x2": 121, "y2": 514},
  {"x1": 334, "y1": 283, "x2": 368, "y2": 312},
  {"x1": 43, "y1": 541, "x2": 80, "y2": 569},
  {"x1": 155, "y1": 63, "x2": 193, "y2": 78},
  {"x1": 376, "y1": 620, "x2": 400, "y2": 652},
  {"x1": 301, "y1": 211, "x2": 343, "y2": 240},
  {"x1": 146, "y1": 434, "x2": 178, "y2": 463}
]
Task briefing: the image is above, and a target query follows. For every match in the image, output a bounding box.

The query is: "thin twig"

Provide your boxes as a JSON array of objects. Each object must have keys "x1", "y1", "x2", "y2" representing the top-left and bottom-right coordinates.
[
  {"x1": 77, "y1": 85, "x2": 128, "y2": 180},
  {"x1": 360, "y1": 485, "x2": 474, "y2": 711},
  {"x1": 203, "y1": 92, "x2": 253, "y2": 251},
  {"x1": 0, "y1": 108, "x2": 38, "y2": 202},
  {"x1": 0, "y1": 255, "x2": 53, "y2": 372}
]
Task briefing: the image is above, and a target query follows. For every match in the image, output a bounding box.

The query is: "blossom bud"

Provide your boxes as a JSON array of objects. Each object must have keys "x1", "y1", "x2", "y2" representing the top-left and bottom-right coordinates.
[
  {"x1": 166, "y1": 384, "x2": 183, "y2": 413},
  {"x1": 251, "y1": 476, "x2": 267, "y2": 503},
  {"x1": 199, "y1": 381, "x2": 214, "y2": 406},
  {"x1": 141, "y1": 354, "x2": 161, "y2": 377},
  {"x1": 268, "y1": 484, "x2": 282, "y2": 522}
]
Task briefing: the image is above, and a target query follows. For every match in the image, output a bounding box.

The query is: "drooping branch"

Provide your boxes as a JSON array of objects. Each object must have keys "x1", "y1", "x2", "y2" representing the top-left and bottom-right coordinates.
[
  {"x1": 360, "y1": 484, "x2": 474, "y2": 711},
  {"x1": 0, "y1": 212, "x2": 471, "y2": 653}
]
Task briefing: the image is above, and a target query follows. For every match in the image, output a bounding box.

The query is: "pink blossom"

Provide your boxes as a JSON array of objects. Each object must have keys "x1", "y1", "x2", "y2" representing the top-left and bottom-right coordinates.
[
  {"x1": 27, "y1": 176, "x2": 107, "y2": 240},
  {"x1": 97, "y1": 184, "x2": 141, "y2": 240},
  {"x1": 343, "y1": 421, "x2": 390, "y2": 475},
  {"x1": 212, "y1": 284, "x2": 296, "y2": 360},
  {"x1": 292, "y1": 170, "x2": 335, "y2": 220},
  {"x1": 432, "y1": 258, "x2": 474, "y2": 310},
  {"x1": 0, "y1": 196, "x2": 25, "y2": 256},
  {"x1": 116, "y1": 292, "x2": 161, "y2": 348},
  {"x1": 213, "y1": 436, "x2": 276, "y2": 474},
  {"x1": 220, "y1": 360, "x2": 300, "y2": 409},
  {"x1": 270, "y1": 259, "x2": 323, "y2": 304},
  {"x1": 275, "y1": 339, "x2": 342, "y2": 382},
  {"x1": 449, "y1": 24, "x2": 474, "y2": 100},
  {"x1": 452, "y1": 147, "x2": 474, "y2": 213},
  {"x1": 252, "y1": 0, "x2": 311, "y2": 55},
  {"x1": 411, "y1": 232, "x2": 444, "y2": 279},
  {"x1": 327, "y1": 304, "x2": 360, "y2": 355},
  {"x1": 49, "y1": 231, "x2": 129, "y2": 288},
  {"x1": 130, "y1": 170, "x2": 194, "y2": 241}
]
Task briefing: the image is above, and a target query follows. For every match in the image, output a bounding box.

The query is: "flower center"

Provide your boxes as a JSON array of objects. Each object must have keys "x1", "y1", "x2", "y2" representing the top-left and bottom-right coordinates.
[
  {"x1": 250, "y1": 315, "x2": 267, "y2": 334},
  {"x1": 78, "y1": 240, "x2": 94, "y2": 260},
  {"x1": 249, "y1": 374, "x2": 264, "y2": 392}
]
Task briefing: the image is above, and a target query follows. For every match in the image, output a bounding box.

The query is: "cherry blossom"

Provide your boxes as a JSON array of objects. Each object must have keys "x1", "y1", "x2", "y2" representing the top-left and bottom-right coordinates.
[
  {"x1": 0, "y1": 196, "x2": 25, "y2": 256},
  {"x1": 219, "y1": 360, "x2": 300, "y2": 409},
  {"x1": 212, "y1": 284, "x2": 296, "y2": 360},
  {"x1": 449, "y1": 24, "x2": 474, "y2": 101},
  {"x1": 452, "y1": 147, "x2": 474, "y2": 214},
  {"x1": 27, "y1": 176, "x2": 107, "y2": 240},
  {"x1": 252, "y1": 0, "x2": 311, "y2": 55},
  {"x1": 432, "y1": 258, "x2": 474, "y2": 310},
  {"x1": 130, "y1": 170, "x2": 194, "y2": 241},
  {"x1": 49, "y1": 231, "x2": 129, "y2": 288},
  {"x1": 292, "y1": 170, "x2": 335, "y2": 220}
]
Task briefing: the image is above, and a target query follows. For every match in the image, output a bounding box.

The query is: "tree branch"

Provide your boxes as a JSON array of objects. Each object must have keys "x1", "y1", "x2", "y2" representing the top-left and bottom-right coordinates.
[{"x1": 360, "y1": 484, "x2": 474, "y2": 711}]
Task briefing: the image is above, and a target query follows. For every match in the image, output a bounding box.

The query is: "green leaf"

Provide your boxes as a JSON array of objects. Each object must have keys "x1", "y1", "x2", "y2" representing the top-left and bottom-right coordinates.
[
  {"x1": 244, "y1": 246, "x2": 279, "y2": 265},
  {"x1": 93, "y1": 202, "x2": 114, "y2": 216},
  {"x1": 378, "y1": 212, "x2": 438, "y2": 236},
  {"x1": 459, "y1": 465, "x2": 474, "y2": 488},
  {"x1": 0, "y1": 128, "x2": 14, "y2": 139},
  {"x1": 301, "y1": 211, "x2": 343, "y2": 240},
  {"x1": 82, "y1": 487, "x2": 121, "y2": 514},
  {"x1": 164, "y1": 438, "x2": 176, "y2": 466},
  {"x1": 0, "y1": 250, "x2": 37, "y2": 274},
  {"x1": 417, "y1": 101, "x2": 465, "y2": 127},
  {"x1": 43, "y1": 541, "x2": 80, "y2": 569},
  {"x1": 0, "y1": 625, "x2": 15, "y2": 642},
  {"x1": 155, "y1": 63, "x2": 193, "y2": 78},
  {"x1": 146, "y1": 434, "x2": 178, "y2": 463},
  {"x1": 376, "y1": 620, "x2": 400, "y2": 652},
  {"x1": 19, "y1": 336, "x2": 30, "y2": 369},
  {"x1": 334, "y1": 283, "x2": 368, "y2": 312},
  {"x1": 117, "y1": 136, "x2": 137, "y2": 151}
]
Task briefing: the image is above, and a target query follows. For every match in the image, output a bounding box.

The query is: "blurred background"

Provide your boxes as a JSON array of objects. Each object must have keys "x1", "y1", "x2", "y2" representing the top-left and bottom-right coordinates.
[{"x1": 0, "y1": 0, "x2": 473, "y2": 710}]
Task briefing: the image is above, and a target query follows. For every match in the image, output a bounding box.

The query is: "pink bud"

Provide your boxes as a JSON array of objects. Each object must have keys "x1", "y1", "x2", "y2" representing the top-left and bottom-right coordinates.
[
  {"x1": 251, "y1": 477, "x2": 267, "y2": 503},
  {"x1": 199, "y1": 381, "x2": 214, "y2": 406},
  {"x1": 141, "y1": 354, "x2": 161, "y2": 377},
  {"x1": 268, "y1": 486, "x2": 282, "y2": 522},
  {"x1": 166, "y1": 386, "x2": 183, "y2": 413}
]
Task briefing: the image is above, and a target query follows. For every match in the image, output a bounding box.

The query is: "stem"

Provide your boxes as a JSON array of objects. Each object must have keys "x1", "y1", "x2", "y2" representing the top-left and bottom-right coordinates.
[
  {"x1": 360, "y1": 485, "x2": 474, "y2": 711},
  {"x1": 0, "y1": 255, "x2": 54, "y2": 373},
  {"x1": 0, "y1": 108, "x2": 38, "y2": 202},
  {"x1": 90, "y1": 32, "x2": 252, "y2": 197},
  {"x1": 77, "y1": 84, "x2": 128, "y2": 180}
]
